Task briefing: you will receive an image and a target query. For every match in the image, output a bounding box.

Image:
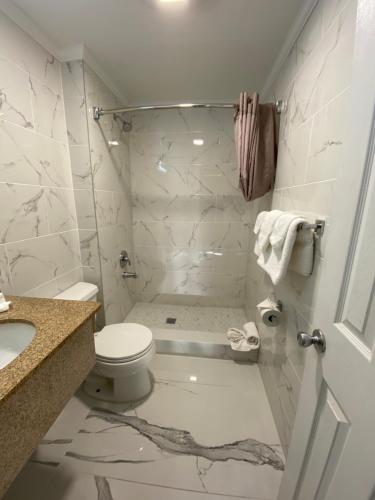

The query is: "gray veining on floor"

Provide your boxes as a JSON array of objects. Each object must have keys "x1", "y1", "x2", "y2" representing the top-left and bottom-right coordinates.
[{"x1": 5, "y1": 355, "x2": 283, "y2": 500}]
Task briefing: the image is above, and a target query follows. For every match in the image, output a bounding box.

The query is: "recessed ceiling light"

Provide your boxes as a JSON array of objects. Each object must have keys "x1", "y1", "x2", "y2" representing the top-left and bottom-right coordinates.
[
  {"x1": 189, "y1": 375, "x2": 197, "y2": 382},
  {"x1": 159, "y1": 0, "x2": 187, "y2": 3},
  {"x1": 193, "y1": 138, "x2": 204, "y2": 146}
]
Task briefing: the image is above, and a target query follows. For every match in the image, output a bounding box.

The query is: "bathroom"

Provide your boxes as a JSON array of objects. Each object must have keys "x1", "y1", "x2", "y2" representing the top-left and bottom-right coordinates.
[{"x1": 0, "y1": 0, "x2": 374, "y2": 498}]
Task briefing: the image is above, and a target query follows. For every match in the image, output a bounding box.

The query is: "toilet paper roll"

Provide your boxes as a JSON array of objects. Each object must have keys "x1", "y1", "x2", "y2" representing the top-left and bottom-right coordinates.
[
  {"x1": 257, "y1": 296, "x2": 282, "y2": 327},
  {"x1": 259, "y1": 308, "x2": 282, "y2": 327}
]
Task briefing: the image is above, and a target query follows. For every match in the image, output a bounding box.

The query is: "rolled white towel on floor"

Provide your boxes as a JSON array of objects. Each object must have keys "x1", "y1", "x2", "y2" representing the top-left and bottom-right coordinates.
[{"x1": 226, "y1": 322, "x2": 259, "y2": 352}]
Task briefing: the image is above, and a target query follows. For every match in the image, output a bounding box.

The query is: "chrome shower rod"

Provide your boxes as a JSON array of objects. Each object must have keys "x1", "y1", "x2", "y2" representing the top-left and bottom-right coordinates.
[{"x1": 92, "y1": 100, "x2": 285, "y2": 121}]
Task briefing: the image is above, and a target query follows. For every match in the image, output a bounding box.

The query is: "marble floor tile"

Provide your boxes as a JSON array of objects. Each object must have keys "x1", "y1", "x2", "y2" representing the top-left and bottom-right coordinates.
[
  {"x1": 5, "y1": 462, "x2": 264, "y2": 500},
  {"x1": 5, "y1": 355, "x2": 283, "y2": 500}
]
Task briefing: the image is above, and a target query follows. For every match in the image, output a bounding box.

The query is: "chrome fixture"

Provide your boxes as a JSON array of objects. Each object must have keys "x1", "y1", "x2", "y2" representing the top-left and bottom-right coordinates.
[
  {"x1": 297, "y1": 329, "x2": 326, "y2": 353},
  {"x1": 122, "y1": 271, "x2": 138, "y2": 279},
  {"x1": 92, "y1": 99, "x2": 285, "y2": 122},
  {"x1": 298, "y1": 219, "x2": 325, "y2": 237},
  {"x1": 119, "y1": 250, "x2": 131, "y2": 268}
]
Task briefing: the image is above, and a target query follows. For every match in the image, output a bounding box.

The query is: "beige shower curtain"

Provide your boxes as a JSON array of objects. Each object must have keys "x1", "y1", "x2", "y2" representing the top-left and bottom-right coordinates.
[{"x1": 234, "y1": 92, "x2": 278, "y2": 201}]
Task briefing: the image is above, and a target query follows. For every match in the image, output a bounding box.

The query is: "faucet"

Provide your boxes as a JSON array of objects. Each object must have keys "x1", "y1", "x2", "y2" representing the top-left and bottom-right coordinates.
[{"x1": 122, "y1": 271, "x2": 137, "y2": 279}]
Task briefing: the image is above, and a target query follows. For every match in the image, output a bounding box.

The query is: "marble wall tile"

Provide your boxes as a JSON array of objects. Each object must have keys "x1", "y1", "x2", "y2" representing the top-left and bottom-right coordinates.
[
  {"x1": 0, "y1": 13, "x2": 62, "y2": 94},
  {"x1": 55, "y1": 266, "x2": 83, "y2": 293},
  {"x1": 322, "y1": 0, "x2": 349, "y2": 32},
  {"x1": 65, "y1": 97, "x2": 88, "y2": 146},
  {"x1": 69, "y1": 146, "x2": 92, "y2": 189},
  {"x1": 0, "y1": 183, "x2": 48, "y2": 243},
  {"x1": 46, "y1": 188, "x2": 77, "y2": 233},
  {"x1": 295, "y1": 3, "x2": 323, "y2": 70},
  {"x1": 30, "y1": 77, "x2": 67, "y2": 144},
  {"x1": 0, "y1": 11, "x2": 81, "y2": 299},
  {"x1": 133, "y1": 194, "x2": 219, "y2": 223},
  {"x1": 274, "y1": 119, "x2": 313, "y2": 189},
  {"x1": 135, "y1": 270, "x2": 245, "y2": 304},
  {"x1": 130, "y1": 131, "x2": 235, "y2": 168},
  {"x1": 0, "y1": 121, "x2": 73, "y2": 188},
  {"x1": 135, "y1": 247, "x2": 247, "y2": 276},
  {"x1": 61, "y1": 61, "x2": 84, "y2": 98},
  {"x1": 288, "y1": 1, "x2": 355, "y2": 129},
  {"x1": 133, "y1": 221, "x2": 249, "y2": 250},
  {"x1": 0, "y1": 244, "x2": 12, "y2": 294},
  {"x1": 272, "y1": 180, "x2": 335, "y2": 216},
  {"x1": 0, "y1": 55, "x2": 33, "y2": 129},
  {"x1": 130, "y1": 108, "x2": 251, "y2": 306},
  {"x1": 7, "y1": 230, "x2": 81, "y2": 295},
  {"x1": 94, "y1": 190, "x2": 114, "y2": 228},
  {"x1": 74, "y1": 190, "x2": 96, "y2": 230},
  {"x1": 306, "y1": 89, "x2": 349, "y2": 182},
  {"x1": 250, "y1": 0, "x2": 358, "y2": 453},
  {"x1": 79, "y1": 230, "x2": 100, "y2": 268}
]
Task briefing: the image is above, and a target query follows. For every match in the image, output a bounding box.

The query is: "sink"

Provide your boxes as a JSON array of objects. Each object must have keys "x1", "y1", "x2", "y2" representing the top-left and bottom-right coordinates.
[{"x1": 0, "y1": 322, "x2": 36, "y2": 370}]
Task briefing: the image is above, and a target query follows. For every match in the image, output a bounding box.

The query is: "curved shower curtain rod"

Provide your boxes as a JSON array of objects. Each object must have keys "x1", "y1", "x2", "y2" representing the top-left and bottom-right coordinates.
[{"x1": 92, "y1": 100, "x2": 285, "y2": 121}]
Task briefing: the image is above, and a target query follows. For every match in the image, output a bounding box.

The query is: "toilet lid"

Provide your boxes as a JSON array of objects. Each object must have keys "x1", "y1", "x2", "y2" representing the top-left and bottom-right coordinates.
[{"x1": 95, "y1": 323, "x2": 153, "y2": 362}]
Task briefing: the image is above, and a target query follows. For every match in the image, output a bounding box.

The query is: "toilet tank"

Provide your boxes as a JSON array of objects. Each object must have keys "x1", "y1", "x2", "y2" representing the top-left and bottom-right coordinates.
[{"x1": 54, "y1": 282, "x2": 99, "y2": 301}]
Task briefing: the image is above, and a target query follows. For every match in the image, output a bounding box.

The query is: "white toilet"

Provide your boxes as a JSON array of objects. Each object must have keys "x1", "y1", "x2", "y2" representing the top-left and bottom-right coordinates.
[{"x1": 54, "y1": 282, "x2": 155, "y2": 403}]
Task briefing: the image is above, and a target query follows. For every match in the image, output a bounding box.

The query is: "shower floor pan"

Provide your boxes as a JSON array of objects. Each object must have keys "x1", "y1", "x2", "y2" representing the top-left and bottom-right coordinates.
[{"x1": 152, "y1": 327, "x2": 258, "y2": 362}]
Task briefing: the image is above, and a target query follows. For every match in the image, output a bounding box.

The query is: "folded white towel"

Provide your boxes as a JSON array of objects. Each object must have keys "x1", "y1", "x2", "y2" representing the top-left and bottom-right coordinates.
[
  {"x1": 254, "y1": 210, "x2": 283, "y2": 254},
  {"x1": 255, "y1": 217, "x2": 307, "y2": 285},
  {"x1": 226, "y1": 323, "x2": 260, "y2": 352},
  {"x1": 270, "y1": 213, "x2": 301, "y2": 249},
  {"x1": 253, "y1": 211, "x2": 267, "y2": 234}
]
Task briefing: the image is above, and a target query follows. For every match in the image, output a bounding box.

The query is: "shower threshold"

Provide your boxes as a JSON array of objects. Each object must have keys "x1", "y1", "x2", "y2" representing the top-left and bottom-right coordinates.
[{"x1": 153, "y1": 327, "x2": 258, "y2": 362}]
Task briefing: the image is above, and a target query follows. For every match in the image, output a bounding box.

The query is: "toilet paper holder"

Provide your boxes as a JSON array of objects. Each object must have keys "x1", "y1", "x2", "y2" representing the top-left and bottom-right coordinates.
[{"x1": 257, "y1": 298, "x2": 283, "y2": 327}]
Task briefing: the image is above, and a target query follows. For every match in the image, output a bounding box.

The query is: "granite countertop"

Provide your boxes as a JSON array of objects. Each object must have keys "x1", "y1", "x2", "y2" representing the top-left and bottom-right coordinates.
[{"x1": 0, "y1": 296, "x2": 100, "y2": 404}]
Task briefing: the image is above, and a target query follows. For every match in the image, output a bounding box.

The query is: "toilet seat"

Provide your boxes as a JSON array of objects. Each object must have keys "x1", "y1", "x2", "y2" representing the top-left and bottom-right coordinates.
[{"x1": 95, "y1": 323, "x2": 153, "y2": 364}]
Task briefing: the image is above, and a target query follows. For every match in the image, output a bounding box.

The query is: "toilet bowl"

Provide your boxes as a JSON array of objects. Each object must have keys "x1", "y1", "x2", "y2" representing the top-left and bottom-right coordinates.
[{"x1": 54, "y1": 282, "x2": 155, "y2": 403}]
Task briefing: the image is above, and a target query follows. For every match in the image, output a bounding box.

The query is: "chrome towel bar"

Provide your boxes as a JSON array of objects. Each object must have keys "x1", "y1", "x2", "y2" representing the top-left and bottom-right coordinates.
[{"x1": 298, "y1": 219, "x2": 325, "y2": 237}]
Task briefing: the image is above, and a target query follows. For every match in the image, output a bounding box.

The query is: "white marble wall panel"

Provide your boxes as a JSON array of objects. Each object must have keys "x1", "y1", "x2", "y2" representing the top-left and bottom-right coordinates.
[
  {"x1": 45, "y1": 188, "x2": 77, "y2": 233},
  {"x1": 0, "y1": 11, "x2": 81, "y2": 298},
  {"x1": 0, "y1": 55, "x2": 33, "y2": 128},
  {"x1": 0, "y1": 117, "x2": 72, "y2": 188},
  {"x1": 245, "y1": 0, "x2": 357, "y2": 453},
  {"x1": 0, "y1": 184, "x2": 48, "y2": 243},
  {"x1": 129, "y1": 108, "x2": 252, "y2": 306},
  {"x1": 29, "y1": 77, "x2": 67, "y2": 143},
  {"x1": 6, "y1": 230, "x2": 81, "y2": 295},
  {"x1": 0, "y1": 13, "x2": 61, "y2": 94}
]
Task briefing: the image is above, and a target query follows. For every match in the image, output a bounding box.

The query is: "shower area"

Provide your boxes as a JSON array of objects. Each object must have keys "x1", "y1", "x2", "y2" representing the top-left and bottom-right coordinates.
[{"x1": 63, "y1": 59, "x2": 269, "y2": 345}]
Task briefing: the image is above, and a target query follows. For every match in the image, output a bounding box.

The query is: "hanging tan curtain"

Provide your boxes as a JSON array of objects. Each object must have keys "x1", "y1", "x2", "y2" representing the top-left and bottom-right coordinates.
[{"x1": 234, "y1": 92, "x2": 278, "y2": 202}]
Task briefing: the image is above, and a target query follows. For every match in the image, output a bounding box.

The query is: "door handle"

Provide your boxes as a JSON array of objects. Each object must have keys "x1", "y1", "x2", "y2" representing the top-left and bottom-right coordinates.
[{"x1": 297, "y1": 329, "x2": 326, "y2": 353}]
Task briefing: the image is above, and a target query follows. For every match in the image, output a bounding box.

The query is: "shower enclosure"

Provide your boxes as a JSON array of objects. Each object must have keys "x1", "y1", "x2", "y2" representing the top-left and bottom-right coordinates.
[{"x1": 63, "y1": 59, "x2": 272, "y2": 326}]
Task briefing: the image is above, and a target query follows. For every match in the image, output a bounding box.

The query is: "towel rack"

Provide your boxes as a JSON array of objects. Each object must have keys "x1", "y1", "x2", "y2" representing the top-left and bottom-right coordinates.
[{"x1": 298, "y1": 219, "x2": 325, "y2": 237}]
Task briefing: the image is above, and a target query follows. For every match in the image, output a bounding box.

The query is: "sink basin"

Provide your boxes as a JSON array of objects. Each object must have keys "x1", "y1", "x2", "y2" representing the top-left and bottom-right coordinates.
[{"x1": 0, "y1": 322, "x2": 36, "y2": 370}]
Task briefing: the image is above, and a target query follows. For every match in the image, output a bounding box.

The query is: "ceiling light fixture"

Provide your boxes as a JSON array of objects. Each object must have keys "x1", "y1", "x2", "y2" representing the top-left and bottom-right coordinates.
[
  {"x1": 108, "y1": 140, "x2": 119, "y2": 146},
  {"x1": 159, "y1": 0, "x2": 187, "y2": 3}
]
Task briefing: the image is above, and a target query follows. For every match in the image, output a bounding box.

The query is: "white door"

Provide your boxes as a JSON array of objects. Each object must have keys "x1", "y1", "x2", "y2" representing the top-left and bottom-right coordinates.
[{"x1": 278, "y1": 1, "x2": 375, "y2": 499}]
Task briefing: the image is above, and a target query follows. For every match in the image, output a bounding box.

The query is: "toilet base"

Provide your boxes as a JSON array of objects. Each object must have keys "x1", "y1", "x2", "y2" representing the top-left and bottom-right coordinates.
[{"x1": 83, "y1": 368, "x2": 153, "y2": 403}]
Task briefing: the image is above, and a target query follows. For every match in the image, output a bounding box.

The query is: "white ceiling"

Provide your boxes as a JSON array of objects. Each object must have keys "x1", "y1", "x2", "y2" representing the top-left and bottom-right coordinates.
[{"x1": 9, "y1": 0, "x2": 305, "y2": 104}]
